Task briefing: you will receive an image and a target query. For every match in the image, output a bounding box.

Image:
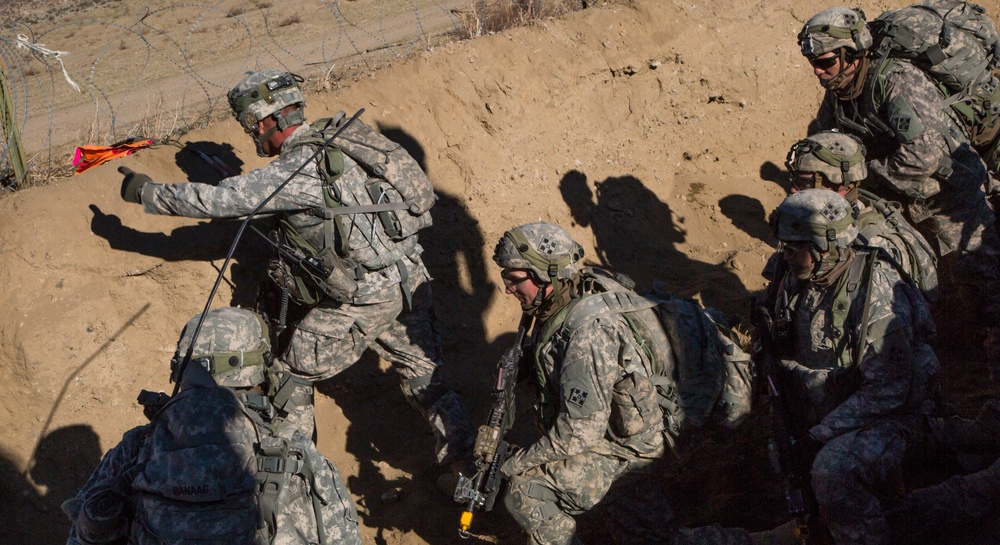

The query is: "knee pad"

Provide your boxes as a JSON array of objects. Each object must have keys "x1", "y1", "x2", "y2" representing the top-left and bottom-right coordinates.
[{"x1": 504, "y1": 477, "x2": 562, "y2": 532}]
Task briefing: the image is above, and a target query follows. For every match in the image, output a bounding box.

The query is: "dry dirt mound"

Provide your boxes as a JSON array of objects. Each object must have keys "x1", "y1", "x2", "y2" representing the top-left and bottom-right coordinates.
[{"x1": 1, "y1": 0, "x2": 996, "y2": 544}]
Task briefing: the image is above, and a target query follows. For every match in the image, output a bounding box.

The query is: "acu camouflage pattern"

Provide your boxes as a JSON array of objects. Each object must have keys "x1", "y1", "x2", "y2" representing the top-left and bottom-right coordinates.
[
  {"x1": 141, "y1": 121, "x2": 421, "y2": 304},
  {"x1": 493, "y1": 222, "x2": 585, "y2": 283},
  {"x1": 227, "y1": 70, "x2": 305, "y2": 127},
  {"x1": 787, "y1": 130, "x2": 868, "y2": 187},
  {"x1": 799, "y1": 7, "x2": 873, "y2": 56},
  {"x1": 175, "y1": 307, "x2": 273, "y2": 389},
  {"x1": 816, "y1": 52, "x2": 1000, "y2": 328},
  {"x1": 64, "y1": 362, "x2": 361, "y2": 545},
  {"x1": 768, "y1": 246, "x2": 939, "y2": 545},
  {"x1": 772, "y1": 189, "x2": 859, "y2": 253},
  {"x1": 871, "y1": 1, "x2": 1000, "y2": 129},
  {"x1": 281, "y1": 280, "x2": 474, "y2": 465},
  {"x1": 499, "y1": 270, "x2": 665, "y2": 545},
  {"x1": 255, "y1": 412, "x2": 360, "y2": 545},
  {"x1": 140, "y1": 115, "x2": 472, "y2": 465}
]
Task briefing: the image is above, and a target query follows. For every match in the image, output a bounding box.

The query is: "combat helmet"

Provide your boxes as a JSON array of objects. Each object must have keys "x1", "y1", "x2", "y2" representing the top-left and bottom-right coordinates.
[
  {"x1": 227, "y1": 70, "x2": 306, "y2": 156},
  {"x1": 493, "y1": 222, "x2": 584, "y2": 292},
  {"x1": 798, "y1": 7, "x2": 873, "y2": 57},
  {"x1": 173, "y1": 307, "x2": 274, "y2": 389},
  {"x1": 786, "y1": 131, "x2": 867, "y2": 191},
  {"x1": 771, "y1": 189, "x2": 859, "y2": 273}
]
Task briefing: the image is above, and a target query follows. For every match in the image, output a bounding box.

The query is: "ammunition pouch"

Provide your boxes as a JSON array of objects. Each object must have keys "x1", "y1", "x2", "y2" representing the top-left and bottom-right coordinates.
[{"x1": 269, "y1": 222, "x2": 361, "y2": 306}]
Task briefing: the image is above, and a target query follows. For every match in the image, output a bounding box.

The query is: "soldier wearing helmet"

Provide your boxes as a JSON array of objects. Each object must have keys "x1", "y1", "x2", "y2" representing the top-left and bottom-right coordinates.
[
  {"x1": 757, "y1": 189, "x2": 940, "y2": 545},
  {"x1": 489, "y1": 222, "x2": 758, "y2": 545},
  {"x1": 777, "y1": 131, "x2": 939, "y2": 301},
  {"x1": 115, "y1": 69, "x2": 474, "y2": 475},
  {"x1": 63, "y1": 307, "x2": 362, "y2": 545},
  {"x1": 785, "y1": 130, "x2": 867, "y2": 195},
  {"x1": 800, "y1": 7, "x2": 1000, "y2": 379}
]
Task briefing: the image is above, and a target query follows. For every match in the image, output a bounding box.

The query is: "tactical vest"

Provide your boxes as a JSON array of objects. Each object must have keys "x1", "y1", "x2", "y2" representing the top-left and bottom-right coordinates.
[
  {"x1": 771, "y1": 250, "x2": 883, "y2": 372},
  {"x1": 276, "y1": 112, "x2": 435, "y2": 305},
  {"x1": 532, "y1": 269, "x2": 753, "y2": 440}
]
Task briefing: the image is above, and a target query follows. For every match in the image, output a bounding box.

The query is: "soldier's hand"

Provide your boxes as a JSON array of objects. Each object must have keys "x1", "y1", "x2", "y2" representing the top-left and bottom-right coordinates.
[{"x1": 118, "y1": 167, "x2": 150, "y2": 204}]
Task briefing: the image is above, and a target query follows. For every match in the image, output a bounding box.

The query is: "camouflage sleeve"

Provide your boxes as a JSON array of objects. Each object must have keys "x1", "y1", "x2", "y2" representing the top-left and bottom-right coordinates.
[
  {"x1": 812, "y1": 264, "x2": 918, "y2": 440},
  {"x1": 501, "y1": 316, "x2": 627, "y2": 475},
  {"x1": 866, "y1": 65, "x2": 951, "y2": 200},
  {"x1": 140, "y1": 147, "x2": 325, "y2": 218}
]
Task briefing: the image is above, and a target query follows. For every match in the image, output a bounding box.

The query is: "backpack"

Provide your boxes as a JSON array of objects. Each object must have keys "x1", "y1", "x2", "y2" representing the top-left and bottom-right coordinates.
[
  {"x1": 131, "y1": 368, "x2": 360, "y2": 545},
  {"x1": 129, "y1": 366, "x2": 260, "y2": 544},
  {"x1": 853, "y1": 189, "x2": 939, "y2": 302},
  {"x1": 535, "y1": 269, "x2": 754, "y2": 438},
  {"x1": 869, "y1": 0, "x2": 1000, "y2": 141},
  {"x1": 276, "y1": 111, "x2": 436, "y2": 305}
]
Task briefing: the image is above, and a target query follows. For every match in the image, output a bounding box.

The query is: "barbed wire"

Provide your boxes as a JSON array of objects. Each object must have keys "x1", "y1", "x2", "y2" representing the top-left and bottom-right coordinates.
[{"x1": 0, "y1": 0, "x2": 471, "y2": 186}]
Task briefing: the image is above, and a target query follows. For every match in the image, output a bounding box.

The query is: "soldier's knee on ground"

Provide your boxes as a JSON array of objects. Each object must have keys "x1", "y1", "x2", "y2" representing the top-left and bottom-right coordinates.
[
  {"x1": 401, "y1": 372, "x2": 474, "y2": 464},
  {"x1": 504, "y1": 476, "x2": 576, "y2": 544}
]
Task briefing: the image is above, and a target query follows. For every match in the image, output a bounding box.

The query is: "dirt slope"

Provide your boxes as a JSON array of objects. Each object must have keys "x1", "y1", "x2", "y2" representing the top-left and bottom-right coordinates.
[{"x1": 2, "y1": 0, "x2": 997, "y2": 544}]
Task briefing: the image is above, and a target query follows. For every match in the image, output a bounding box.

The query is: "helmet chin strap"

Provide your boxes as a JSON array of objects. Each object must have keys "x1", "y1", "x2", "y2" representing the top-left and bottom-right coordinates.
[
  {"x1": 253, "y1": 124, "x2": 279, "y2": 157},
  {"x1": 823, "y1": 50, "x2": 859, "y2": 91}
]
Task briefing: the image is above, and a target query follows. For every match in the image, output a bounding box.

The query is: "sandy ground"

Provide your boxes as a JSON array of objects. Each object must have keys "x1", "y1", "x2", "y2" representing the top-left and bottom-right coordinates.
[{"x1": 2, "y1": 0, "x2": 999, "y2": 544}]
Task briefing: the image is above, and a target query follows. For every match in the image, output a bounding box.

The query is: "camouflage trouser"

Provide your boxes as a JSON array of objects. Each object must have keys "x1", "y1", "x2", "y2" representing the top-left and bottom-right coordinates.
[
  {"x1": 281, "y1": 280, "x2": 473, "y2": 464},
  {"x1": 503, "y1": 450, "x2": 650, "y2": 545},
  {"x1": 811, "y1": 421, "x2": 909, "y2": 545}
]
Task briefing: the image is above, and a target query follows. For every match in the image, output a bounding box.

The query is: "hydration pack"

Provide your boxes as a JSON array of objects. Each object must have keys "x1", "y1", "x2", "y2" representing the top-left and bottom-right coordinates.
[
  {"x1": 869, "y1": 0, "x2": 1000, "y2": 143},
  {"x1": 535, "y1": 269, "x2": 754, "y2": 438}
]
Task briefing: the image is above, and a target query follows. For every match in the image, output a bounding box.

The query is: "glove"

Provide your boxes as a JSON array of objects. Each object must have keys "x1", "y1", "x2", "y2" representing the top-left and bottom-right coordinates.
[{"x1": 118, "y1": 167, "x2": 150, "y2": 204}]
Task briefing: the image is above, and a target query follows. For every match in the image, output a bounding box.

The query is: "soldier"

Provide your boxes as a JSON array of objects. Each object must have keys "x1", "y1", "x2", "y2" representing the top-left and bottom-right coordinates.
[
  {"x1": 116, "y1": 69, "x2": 473, "y2": 471},
  {"x1": 780, "y1": 130, "x2": 938, "y2": 301},
  {"x1": 759, "y1": 189, "x2": 940, "y2": 545},
  {"x1": 797, "y1": 7, "x2": 1000, "y2": 370},
  {"x1": 491, "y1": 222, "x2": 754, "y2": 545},
  {"x1": 62, "y1": 306, "x2": 361, "y2": 545}
]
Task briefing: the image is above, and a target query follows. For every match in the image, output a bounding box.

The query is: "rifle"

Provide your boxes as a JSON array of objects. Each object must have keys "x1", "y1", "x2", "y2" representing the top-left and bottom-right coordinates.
[
  {"x1": 753, "y1": 293, "x2": 815, "y2": 545},
  {"x1": 455, "y1": 313, "x2": 533, "y2": 538}
]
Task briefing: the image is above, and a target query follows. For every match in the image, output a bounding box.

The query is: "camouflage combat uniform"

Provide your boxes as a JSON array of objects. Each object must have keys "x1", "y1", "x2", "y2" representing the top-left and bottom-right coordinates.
[
  {"x1": 63, "y1": 362, "x2": 361, "y2": 545},
  {"x1": 500, "y1": 273, "x2": 753, "y2": 545},
  {"x1": 816, "y1": 60, "x2": 1000, "y2": 326},
  {"x1": 139, "y1": 121, "x2": 472, "y2": 464},
  {"x1": 769, "y1": 250, "x2": 940, "y2": 545}
]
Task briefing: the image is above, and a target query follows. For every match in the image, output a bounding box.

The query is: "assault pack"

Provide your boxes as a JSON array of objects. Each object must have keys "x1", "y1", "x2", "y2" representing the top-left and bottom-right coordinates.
[
  {"x1": 868, "y1": 0, "x2": 1000, "y2": 147},
  {"x1": 274, "y1": 111, "x2": 436, "y2": 305},
  {"x1": 128, "y1": 365, "x2": 359, "y2": 545},
  {"x1": 535, "y1": 268, "x2": 754, "y2": 440},
  {"x1": 853, "y1": 188, "x2": 939, "y2": 301}
]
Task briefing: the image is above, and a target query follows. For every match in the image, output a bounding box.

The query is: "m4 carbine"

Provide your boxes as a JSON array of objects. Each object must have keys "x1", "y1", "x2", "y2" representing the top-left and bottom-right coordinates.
[
  {"x1": 753, "y1": 296, "x2": 814, "y2": 545},
  {"x1": 454, "y1": 314, "x2": 532, "y2": 538}
]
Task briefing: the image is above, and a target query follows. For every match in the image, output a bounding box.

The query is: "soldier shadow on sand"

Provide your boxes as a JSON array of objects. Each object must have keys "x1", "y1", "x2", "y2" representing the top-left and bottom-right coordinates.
[
  {"x1": 559, "y1": 170, "x2": 751, "y2": 316},
  {"x1": 2, "y1": 425, "x2": 102, "y2": 545},
  {"x1": 311, "y1": 126, "x2": 523, "y2": 545},
  {"x1": 87, "y1": 207, "x2": 271, "y2": 310},
  {"x1": 173, "y1": 142, "x2": 244, "y2": 187}
]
